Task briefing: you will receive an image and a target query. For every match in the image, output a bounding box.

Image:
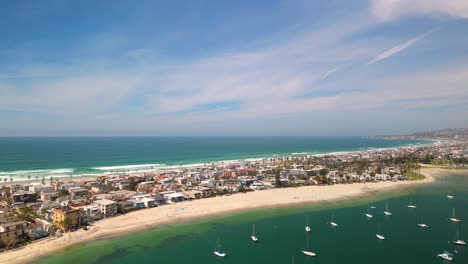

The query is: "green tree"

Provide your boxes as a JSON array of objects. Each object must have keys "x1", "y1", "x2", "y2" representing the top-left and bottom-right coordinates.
[
  {"x1": 319, "y1": 168, "x2": 329, "y2": 176},
  {"x1": 18, "y1": 205, "x2": 36, "y2": 222},
  {"x1": 128, "y1": 177, "x2": 137, "y2": 191},
  {"x1": 57, "y1": 189, "x2": 70, "y2": 197},
  {"x1": 274, "y1": 169, "x2": 281, "y2": 188}
]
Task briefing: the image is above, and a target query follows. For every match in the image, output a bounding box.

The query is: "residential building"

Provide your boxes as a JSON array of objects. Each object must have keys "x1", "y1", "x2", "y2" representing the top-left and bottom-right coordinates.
[
  {"x1": 0, "y1": 221, "x2": 27, "y2": 248},
  {"x1": 94, "y1": 199, "x2": 117, "y2": 217},
  {"x1": 52, "y1": 207, "x2": 82, "y2": 231}
]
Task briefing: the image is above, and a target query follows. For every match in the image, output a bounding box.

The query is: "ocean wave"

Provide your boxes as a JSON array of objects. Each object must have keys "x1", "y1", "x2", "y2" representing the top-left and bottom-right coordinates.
[
  {"x1": 92, "y1": 164, "x2": 163, "y2": 171},
  {"x1": 0, "y1": 168, "x2": 74, "y2": 182}
]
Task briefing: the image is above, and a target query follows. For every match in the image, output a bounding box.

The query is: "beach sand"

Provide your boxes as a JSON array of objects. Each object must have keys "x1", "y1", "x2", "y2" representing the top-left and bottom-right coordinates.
[{"x1": 1, "y1": 168, "x2": 466, "y2": 264}]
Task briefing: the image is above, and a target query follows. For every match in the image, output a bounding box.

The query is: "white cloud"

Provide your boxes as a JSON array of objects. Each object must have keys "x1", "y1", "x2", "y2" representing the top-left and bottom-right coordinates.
[
  {"x1": 367, "y1": 28, "x2": 437, "y2": 65},
  {"x1": 370, "y1": 0, "x2": 468, "y2": 21}
]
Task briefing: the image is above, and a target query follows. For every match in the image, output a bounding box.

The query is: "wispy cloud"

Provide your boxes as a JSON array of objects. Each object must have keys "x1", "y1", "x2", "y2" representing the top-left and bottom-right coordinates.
[
  {"x1": 367, "y1": 28, "x2": 438, "y2": 65},
  {"x1": 370, "y1": 0, "x2": 468, "y2": 21}
]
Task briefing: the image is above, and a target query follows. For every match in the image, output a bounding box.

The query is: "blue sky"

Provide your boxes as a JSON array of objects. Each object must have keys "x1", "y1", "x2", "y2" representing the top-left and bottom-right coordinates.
[{"x1": 1, "y1": 0, "x2": 468, "y2": 136}]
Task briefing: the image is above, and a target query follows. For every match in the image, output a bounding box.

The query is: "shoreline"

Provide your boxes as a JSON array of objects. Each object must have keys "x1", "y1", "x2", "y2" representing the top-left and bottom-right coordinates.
[
  {"x1": 2, "y1": 167, "x2": 466, "y2": 264},
  {"x1": 0, "y1": 139, "x2": 435, "y2": 184}
]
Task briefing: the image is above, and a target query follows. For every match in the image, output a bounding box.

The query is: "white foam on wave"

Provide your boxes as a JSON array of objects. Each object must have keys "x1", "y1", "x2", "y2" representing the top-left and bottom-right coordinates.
[
  {"x1": 0, "y1": 168, "x2": 73, "y2": 177},
  {"x1": 92, "y1": 164, "x2": 163, "y2": 170}
]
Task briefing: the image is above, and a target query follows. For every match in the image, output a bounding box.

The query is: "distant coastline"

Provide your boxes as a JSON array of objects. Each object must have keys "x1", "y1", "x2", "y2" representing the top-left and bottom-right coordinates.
[{"x1": 0, "y1": 137, "x2": 431, "y2": 183}]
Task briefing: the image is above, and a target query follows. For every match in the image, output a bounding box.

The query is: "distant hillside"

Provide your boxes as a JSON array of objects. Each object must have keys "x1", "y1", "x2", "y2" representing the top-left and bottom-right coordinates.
[{"x1": 374, "y1": 128, "x2": 468, "y2": 140}]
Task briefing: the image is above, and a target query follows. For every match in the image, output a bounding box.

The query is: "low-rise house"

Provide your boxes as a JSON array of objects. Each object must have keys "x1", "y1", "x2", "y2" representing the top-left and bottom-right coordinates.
[
  {"x1": 94, "y1": 199, "x2": 117, "y2": 217},
  {"x1": 195, "y1": 186, "x2": 212, "y2": 197},
  {"x1": 183, "y1": 190, "x2": 203, "y2": 199},
  {"x1": 41, "y1": 191, "x2": 59, "y2": 202},
  {"x1": 82, "y1": 205, "x2": 102, "y2": 221},
  {"x1": 52, "y1": 207, "x2": 82, "y2": 231},
  {"x1": 12, "y1": 191, "x2": 37, "y2": 203},
  {"x1": 143, "y1": 198, "x2": 156, "y2": 208},
  {"x1": 29, "y1": 184, "x2": 54, "y2": 194},
  {"x1": 162, "y1": 192, "x2": 186, "y2": 203},
  {"x1": 70, "y1": 187, "x2": 89, "y2": 198},
  {"x1": 0, "y1": 221, "x2": 28, "y2": 248},
  {"x1": 91, "y1": 184, "x2": 112, "y2": 194}
]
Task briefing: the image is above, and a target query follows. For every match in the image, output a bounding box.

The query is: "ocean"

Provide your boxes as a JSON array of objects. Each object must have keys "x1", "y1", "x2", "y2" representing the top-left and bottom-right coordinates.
[
  {"x1": 32, "y1": 173, "x2": 468, "y2": 264},
  {"x1": 0, "y1": 137, "x2": 429, "y2": 182}
]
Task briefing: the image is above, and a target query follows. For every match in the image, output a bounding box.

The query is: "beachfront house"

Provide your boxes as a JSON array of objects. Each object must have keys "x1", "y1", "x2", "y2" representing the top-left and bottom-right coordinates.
[
  {"x1": 82, "y1": 205, "x2": 102, "y2": 221},
  {"x1": 52, "y1": 207, "x2": 82, "y2": 231},
  {"x1": 94, "y1": 199, "x2": 117, "y2": 217},
  {"x1": 195, "y1": 186, "x2": 212, "y2": 197},
  {"x1": 0, "y1": 221, "x2": 28, "y2": 248},
  {"x1": 160, "y1": 191, "x2": 186, "y2": 203}
]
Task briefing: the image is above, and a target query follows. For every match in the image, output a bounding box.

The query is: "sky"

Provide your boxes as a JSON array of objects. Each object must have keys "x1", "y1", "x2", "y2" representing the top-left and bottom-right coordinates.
[{"x1": 0, "y1": 0, "x2": 468, "y2": 136}]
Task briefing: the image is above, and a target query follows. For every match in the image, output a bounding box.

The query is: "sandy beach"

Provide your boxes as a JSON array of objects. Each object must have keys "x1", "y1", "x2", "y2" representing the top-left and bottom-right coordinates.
[{"x1": 1, "y1": 167, "x2": 467, "y2": 264}]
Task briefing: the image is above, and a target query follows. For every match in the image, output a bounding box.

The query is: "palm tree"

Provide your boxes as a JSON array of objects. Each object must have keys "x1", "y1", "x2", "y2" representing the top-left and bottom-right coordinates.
[
  {"x1": 27, "y1": 175, "x2": 31, "y2": 185},
  {"x1": 10, "y1": 178, "x2": 13, "y2": 184},
  {"x1": 35, "y1": 175, "x2": 38, "y2": 183},
  {"x1": 3, "y1": 178, "x2": 7, "y2": 184}
]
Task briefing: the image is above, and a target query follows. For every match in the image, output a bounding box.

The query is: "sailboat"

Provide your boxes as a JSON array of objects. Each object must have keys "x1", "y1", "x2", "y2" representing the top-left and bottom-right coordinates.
[
  {"x1": 213, "y1": 238, "x2": 226, "y2": 257},
  {"x1": 453, "y1": 229, "x2": 467, "y2": 246},
  {"x1": 417, "y1": 222, "x2": 428, "y2": 228},
  {"x1": 301, "y1": 232, "x2": 316, "y2": 256},
  {"x1": 251, "y1": 224, "x2": 258, "y2": 241},
  {"x1": 305, "y1": 216, "x2": 311, "y2": 232},
  {"x1": 450, "y1": 208, "x2": 461, "y2": 222},
  {"x1": 330, "y1": 212, "x2": 338, "y2": 227},
  {"x1": 407, "y1": 198, "x2": 416, "y2": 208},
  {"x1": 437, "y1": 250, "x2": 454, "y2": 261},
  {"x1": 446, "y1": 194, "x2": 454, "y2": 199},
  {"x1": 365, "y1": 206, "x2": 373, "y2": 218},
  {"x1": 376, "y1": 223, "x2": 385, "y2": 240},
  {"x1": 384, "y1": 202, "x2": 392, "y2": 216}
]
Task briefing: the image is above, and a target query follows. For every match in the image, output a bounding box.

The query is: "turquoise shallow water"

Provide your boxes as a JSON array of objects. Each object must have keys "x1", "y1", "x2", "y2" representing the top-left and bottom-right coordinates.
[
  {"x1": 0, "y1": 137, "x2": 428, "y2": 181},
  {"x1": 33, "y1": 174, "x2": 468, "y2": 264}
]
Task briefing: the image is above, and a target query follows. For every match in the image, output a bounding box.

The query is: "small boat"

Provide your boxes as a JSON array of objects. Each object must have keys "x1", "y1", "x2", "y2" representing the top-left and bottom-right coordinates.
[
  {"x1": 384, "y1": 202, "x2": 392, "y2": 216},
  {"x1": 370, "y1": 205, "x2": 376, "y2": 209},
  {"x1": 305, "y1": 216, "x2": 311, "y2": 232},
  {"x1": 301, "y1": 232, "x2": 316, "y2": 257},
  {"x1": 453, "y1": 229, "x2": 466, "y2": 246},
  {"x1": 330, "y1": 212, "x2": 338, "y2": 227},
  {"x1": 437, "y1": 250, "x2": 454, "y2": 261},
  {"x1": 365, "y1": 206, "x2": 373, "y2": 218},
  {"x1": 376, "y1": 224, "x2": 385, "y2": 240},
  {"x1": 447, "y1": 195, "x2": 454, "y2": 199},
  {"x1": 450, "y1": 208, "x2": 461, "y2": 222},
  {"x1": 407, "y1": 198, "x2": 416, "y2": 208},
  {"x1": 213, "y1": 238, "x2": 226, "y2": 257},
  {"x1": 251, "y1": 224, "x2": 258, "y2": 242},
  {"x1": 418, "y1": 223, "x2": 429, "y2": 228}
]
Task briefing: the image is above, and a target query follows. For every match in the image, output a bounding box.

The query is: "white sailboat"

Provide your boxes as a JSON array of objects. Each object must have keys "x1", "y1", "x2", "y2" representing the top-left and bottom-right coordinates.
[
  {"x1": 384, "y1": 202, "x2": 392, "y2": 216},
  {"x1": 301, "y1": 232, "x2": 316, "y2": 256},
  {"x1": 437, "y1": 250, "x2": 454, "y2": 261},
  {"x1": 330, "y1": 212, "x2": 338, "y2": 227},
  {"x1": 376, "y1": 223, "x2": 385, "y2": 240},
  {"x1": 305, "y1": 216, "x2": 311, "y2": 232},
  {"x1": 407, "y1": 198, "x2": 416, "y2": 208},
  {"x1": 213, "y1": 238, "x2": 226, "y2": 257},
  {"x1": 417, "y1": 223, "x2": 429, "y2": 228},
  {"x1": 251, "y1": 224, "x2": 258, "y2": 242},
  {"x1": 365, "y1": 206, "x2": 373, "y2": 218},
  {"x1": 446, "y1": 194, "x2": 454, "y2": 199},
  {"x1": 453, "y1": 229, "x2": 467, "y2": 246},
  {"x1": 450, "y1": 208, "x2": 461, "y2": 222}
]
